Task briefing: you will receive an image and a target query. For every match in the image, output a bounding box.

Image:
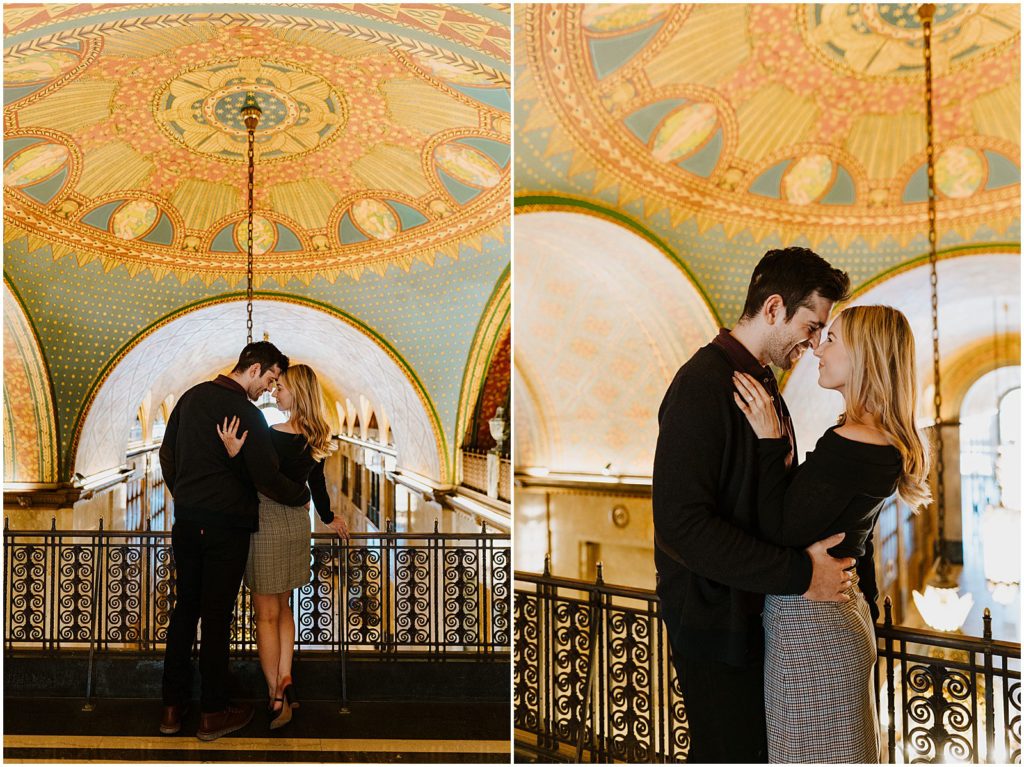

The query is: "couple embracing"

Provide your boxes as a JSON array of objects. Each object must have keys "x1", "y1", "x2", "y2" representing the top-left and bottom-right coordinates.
[
  {"x1": 654, "y1": 247, "x2": 930, "y2": 763},
  {"x1": 157, "y1": 342, "x2": 348, "y2": 741}
]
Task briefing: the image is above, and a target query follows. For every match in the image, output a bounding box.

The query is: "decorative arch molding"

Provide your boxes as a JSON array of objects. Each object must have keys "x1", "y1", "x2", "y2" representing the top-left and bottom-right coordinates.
[
  {"x1": 515, "y1": 194, "x2": 723, "y2": 327},
  {"x1": 70, "y1": 293, "x2": 448, "y2": 482},
  {"x1": 2, "y1": 279, "x2": 59, "y2": 483},
  {"x1": 454, "y1": 265, "x2": 509, "y2": 470},
  {"x1": 937, "y1": 333, "x2": 1020, "y2": 422}
]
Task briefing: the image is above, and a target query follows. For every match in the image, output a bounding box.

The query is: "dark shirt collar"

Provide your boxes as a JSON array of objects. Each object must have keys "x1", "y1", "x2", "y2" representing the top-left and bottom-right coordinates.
[
  {"x1": 711, "y1": 328, "x2": 771, "y2": 380},
  {"x1": 213, "y1": 374, "x2": 247, "y2": 397}
]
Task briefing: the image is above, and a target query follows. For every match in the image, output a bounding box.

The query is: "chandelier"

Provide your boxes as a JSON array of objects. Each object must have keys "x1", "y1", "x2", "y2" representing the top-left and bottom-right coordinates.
[{"x1": 910, "y1": 3, "x2": 973, "y2": 633}]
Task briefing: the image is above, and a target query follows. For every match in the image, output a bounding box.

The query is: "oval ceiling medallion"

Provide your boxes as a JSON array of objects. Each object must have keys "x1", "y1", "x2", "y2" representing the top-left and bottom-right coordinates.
[
  {"x1": 581, "y1": 4, "x2": 668, "y2": 33},
  {"x1": 782, "y1": 155, "x2": 834, "y2": 205},
  {"x1": 3, "y1": 143, "x2": 69, "y2": 188},
  {"x1": 4, "y1": 50, "x2": 80, "y2": 85},
  {"x1": 110, "y1": 200, "x2": 159, "y2": 240},
  {"x1": 650, "y1": 103, "x2": 718, "y2": 164},
  {"x1": 435, "y1": 143, "x2": 502, "y2": 189},
  {"x1": 233, "y1": 215, "x2": 277, "y2": 255},
  {"x1": 351, "y1": 199, "x2": 399, "y2": 240},
  {"x1": 156, "y1": 60, "x2": 347, "y2": 162},
  {"x1": 936, "y1": 146, "x2": 985, "y2": 199}
]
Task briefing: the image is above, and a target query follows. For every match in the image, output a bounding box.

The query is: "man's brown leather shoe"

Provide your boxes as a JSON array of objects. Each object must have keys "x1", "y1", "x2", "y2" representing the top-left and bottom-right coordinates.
[
  {"x1": 196, "y1": 702, "x2": 254, "y2": 742},
  {"x1": 159, "y1": 704, "x2": 188, "y2": 735}
]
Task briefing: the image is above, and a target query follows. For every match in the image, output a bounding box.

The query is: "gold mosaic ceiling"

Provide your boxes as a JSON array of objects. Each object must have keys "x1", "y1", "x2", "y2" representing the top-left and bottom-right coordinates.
[
  {"x1": 4, "y1": 4, "x2": 511, "y2": 284},
  {"x1": 516, "y1": 3, "x2": 1020, "y2": 247}
]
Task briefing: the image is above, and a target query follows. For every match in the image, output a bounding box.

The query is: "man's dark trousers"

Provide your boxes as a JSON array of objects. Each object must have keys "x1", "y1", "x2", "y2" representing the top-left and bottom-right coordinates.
[
  {"x1": 674, "y1": 650, "x2": 768, "y2": 763},
  {"x1": 162, "y1": 519, "x2": 250, "y2": 713}
]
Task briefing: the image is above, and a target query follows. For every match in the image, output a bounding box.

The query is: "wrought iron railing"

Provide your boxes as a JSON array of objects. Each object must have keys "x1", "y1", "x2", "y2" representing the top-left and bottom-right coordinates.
[
  {"x1": 4, "y1": 521, "x2": 510, "y2": 658},
  {"x1": 514, "y1": 567, "x2": 1021, "y2": 764}
]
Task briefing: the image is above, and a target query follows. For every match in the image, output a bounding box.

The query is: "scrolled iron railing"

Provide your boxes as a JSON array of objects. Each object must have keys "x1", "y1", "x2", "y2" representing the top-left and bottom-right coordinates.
[
  {"x1": 514, "y1": 566, "x2": 1021, "y2": 764},
  {"x1": 4, "y1": 520, "x2": 511, "y2": 659}
]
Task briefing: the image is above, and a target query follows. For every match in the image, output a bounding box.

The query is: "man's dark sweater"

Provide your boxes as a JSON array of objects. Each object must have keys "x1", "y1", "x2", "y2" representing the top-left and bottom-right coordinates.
[
  {"x1": 653, "y1": 333, "x2": 813, "y2": 667},
  {"x1": 159, "y1": 375, "x2": 311, "y2": 530}
]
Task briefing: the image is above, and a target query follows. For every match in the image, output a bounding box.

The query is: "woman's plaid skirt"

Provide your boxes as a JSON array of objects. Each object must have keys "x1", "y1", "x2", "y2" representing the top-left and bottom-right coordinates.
[
  {"x1": 244, "y1": 493, "x2": 312, "y2": 594},
  {"x1": 763, "y1": 573, "x2": 879, "y2": 763}
]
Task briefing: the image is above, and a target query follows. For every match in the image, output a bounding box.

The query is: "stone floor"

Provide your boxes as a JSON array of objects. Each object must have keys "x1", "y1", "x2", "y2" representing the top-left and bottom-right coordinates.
[{"x1": 4, "y1": 697, "x2": 511, "y2": 763}]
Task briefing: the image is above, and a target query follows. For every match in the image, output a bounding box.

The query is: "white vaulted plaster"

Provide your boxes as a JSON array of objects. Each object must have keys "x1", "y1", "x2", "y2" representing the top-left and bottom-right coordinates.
[
  {"x1": 74, "y1": 299, "x2": 442, "y2": 481},
  {"x1": 514, "y1": 210, "x2": 719, "y2": 476}
]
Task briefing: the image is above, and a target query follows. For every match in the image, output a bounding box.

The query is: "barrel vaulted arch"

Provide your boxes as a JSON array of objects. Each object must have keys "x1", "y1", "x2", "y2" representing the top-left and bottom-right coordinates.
[
  {"x1": 3, "y1": 280, "x2": 59, "y2": 482},
  {"x1": 72, "y1": 296, "x2": 447, "y2": 482},
  {"x1": 514, "y1": 206, "x2": 719, "y2": 476}
]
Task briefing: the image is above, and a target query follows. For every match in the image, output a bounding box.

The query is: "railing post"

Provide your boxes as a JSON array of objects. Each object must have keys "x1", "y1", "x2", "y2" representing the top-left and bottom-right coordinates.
[
  {"x1": 884, "y1": 597, "x2": 896, "y2": 764},
  {"x1": 83, "y1": 518, "x2": 103, "y2": 711},
  {"x1": 575, "y1": 562, "x2": 603, "y2": 762},
  {"x1": 338, "y1": 533, "x2": 350, "y2": 715},
  {"x1": 983, "y1": 608, "x2": 995, "y2": 762}
]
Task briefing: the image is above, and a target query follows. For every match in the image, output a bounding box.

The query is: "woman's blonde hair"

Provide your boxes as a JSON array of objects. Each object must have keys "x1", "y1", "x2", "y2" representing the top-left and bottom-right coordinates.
[
  {"x1": 280, "y1": 364, "x2": 335, "y2": 461},
  {"x1": 837, "y1": 305, "x2": 932, "y2": 510}
]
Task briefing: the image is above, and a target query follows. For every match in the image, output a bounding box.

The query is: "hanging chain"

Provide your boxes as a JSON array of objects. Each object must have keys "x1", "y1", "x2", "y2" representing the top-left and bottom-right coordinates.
[
  {"x1": 919, "y1": 4, "x2": 948, "y2": 573},
  {"x1": 246, "y1": 122, "x2": 255, "y2": 345},
  {"x1": 241, "y1": 92, "x2": 261, "y2": 345}
]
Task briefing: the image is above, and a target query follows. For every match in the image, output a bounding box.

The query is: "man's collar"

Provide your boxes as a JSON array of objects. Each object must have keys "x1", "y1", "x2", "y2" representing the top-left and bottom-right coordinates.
[
  {"x1": 213, "y1": 374, "x2": 247, "y2": 396},
  {"x1": 711, "y1": 328, "x2": 770, "y2": 378}
]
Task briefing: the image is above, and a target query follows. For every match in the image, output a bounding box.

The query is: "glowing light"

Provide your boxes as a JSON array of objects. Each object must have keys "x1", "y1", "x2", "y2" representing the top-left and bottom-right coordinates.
[{"x1": 912, "y1": 585, "x2": 973, "y2": 632}]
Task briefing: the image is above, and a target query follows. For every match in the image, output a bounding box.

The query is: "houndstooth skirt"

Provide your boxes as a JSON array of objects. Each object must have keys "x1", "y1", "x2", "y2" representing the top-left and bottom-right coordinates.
[
  {"x1": 763, "y1": 573, "x2": 879, "y2": 764},
  {"x1": 244, "y1": 493, "x2": 312, "y2": 594}
]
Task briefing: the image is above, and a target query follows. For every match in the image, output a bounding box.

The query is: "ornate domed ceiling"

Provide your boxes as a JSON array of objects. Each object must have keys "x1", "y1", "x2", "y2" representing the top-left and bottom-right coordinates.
[
  {"x1": 5, "y1": 3, "x2": 510, "y2": 283},
  {"x1": 4, "y1": 4, "x2": 510, "y2": 484},
  {"x1": 516, "y1": 3, "x2": 1020, "y2": 324}
]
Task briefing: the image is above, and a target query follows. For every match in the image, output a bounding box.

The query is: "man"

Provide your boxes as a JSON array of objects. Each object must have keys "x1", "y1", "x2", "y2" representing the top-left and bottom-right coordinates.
[
  {"x1": 159, "y1": 342, "x2": 311, "y2": 741},
  {"x1": 653, "y1": 247, "x2": 859, "y2": 763}
]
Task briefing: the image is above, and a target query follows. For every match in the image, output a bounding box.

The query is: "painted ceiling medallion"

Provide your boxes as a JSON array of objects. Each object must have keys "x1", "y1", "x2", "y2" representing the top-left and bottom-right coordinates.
[
  {"x1": 3, "y1": 143, "x2": 68, "y2": 188},
  {"x1": 782, "y1": 154, "x2": 834, "y2": 205},
  {"x1": 156, "y1": 60, "x2": 347, "y2": 162},
  {"x1": 351, "y1": 199, "x2": 400, "y2": 240},
  {"x1": 651, "y1": 103, "x2": 717, "y2": 164},
  {"x1": 435, "y1": 143, "x2": 502, "y2": 189},
  {"x1": 936, "y1": 146, "x2": 985, "y2": 199},
  {"x1": 519, "y1": 3, "x2": 1019, "y2": 246},
  {"x1": 4, "y1": 49, "x2": 80, "y2": 85},
  {"x1": 110, "y1": 199, "x2": 159, "y2": 240},
  {"x1": 233, "y1": 215, "x2": 277, "y2": 255},
  {"x1": 802, "y1": 4, "x2": 1019, "y2": 77},
  {"x1": 3, "y1": 8, "x2": 509, "y2": 284}
]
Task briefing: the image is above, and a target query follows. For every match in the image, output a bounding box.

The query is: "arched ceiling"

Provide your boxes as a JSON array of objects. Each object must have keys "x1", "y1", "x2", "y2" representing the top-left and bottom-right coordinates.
[
  {"x1": 3, "y1": 4, "x2": 510, "y2": 484},
  {"x1": 784, "y1": 253, "x2": 1021, "y2": 457},
  {"x1": 5, "y1": 3, "x2": 510, "y2": 282},
  {"x1": 75, "y1": 298, "x2": 444, "y2": 480},
  {"x1": 516, "y1": 3, "x2": 1020, "y2": 324},
  {"x1": 515, "y1": 210, "x2": 718, "y2": 475}
]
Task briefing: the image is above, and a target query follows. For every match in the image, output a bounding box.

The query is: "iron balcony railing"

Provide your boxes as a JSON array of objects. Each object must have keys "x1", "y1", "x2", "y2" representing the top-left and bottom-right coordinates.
[
  {"x1": 514, "y1": 566, "x2": 1021, "y2": 764},
  {"x1": 4, "y1": 520, "x2": 510, "y2": 658}
]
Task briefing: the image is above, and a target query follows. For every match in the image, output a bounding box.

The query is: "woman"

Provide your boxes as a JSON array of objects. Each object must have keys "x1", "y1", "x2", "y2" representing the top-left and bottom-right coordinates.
[
  {"x1": 217, "y1": 364, "x2": 349, "y2": 729},
  {"x1": 732, "y1": 305, "x2": 930, "y2": 763}
]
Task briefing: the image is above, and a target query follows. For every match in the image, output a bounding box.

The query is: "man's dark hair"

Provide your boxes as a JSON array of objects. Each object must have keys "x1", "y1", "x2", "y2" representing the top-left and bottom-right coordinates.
[
  {"x1": 231, "y1": 341, "x2": 289, "y2": 376},
  {"x1": 739, "y1": 247, "x2": 851, "y2": 321}
]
